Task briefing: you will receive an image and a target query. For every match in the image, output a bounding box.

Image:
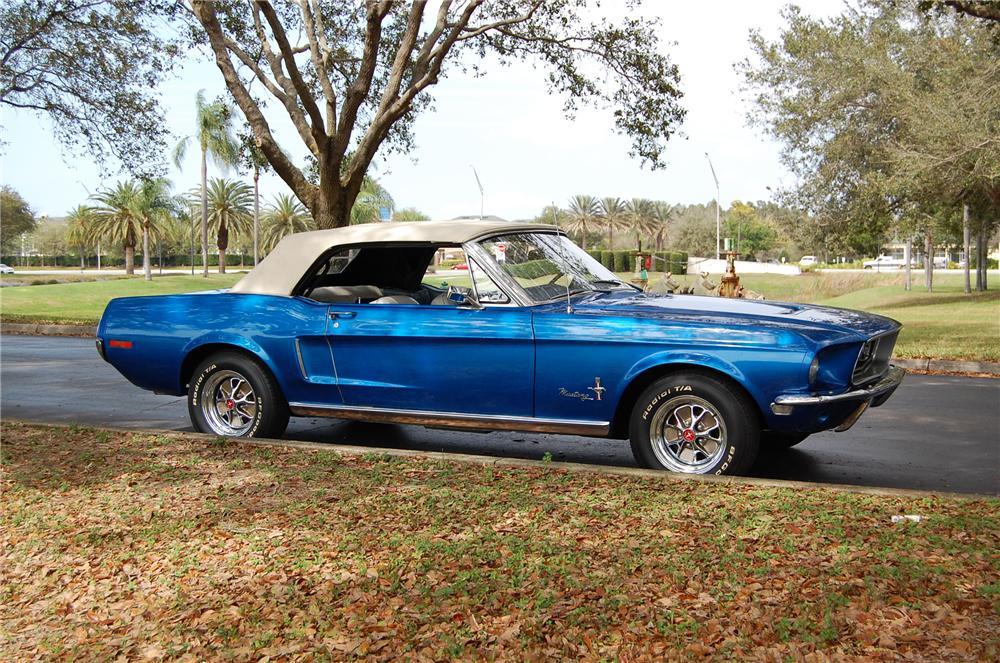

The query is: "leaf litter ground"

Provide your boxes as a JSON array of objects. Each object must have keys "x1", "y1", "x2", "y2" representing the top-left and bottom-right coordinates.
[{"x1": 1, "y1": 422, "x2": 997, "y2": 661}]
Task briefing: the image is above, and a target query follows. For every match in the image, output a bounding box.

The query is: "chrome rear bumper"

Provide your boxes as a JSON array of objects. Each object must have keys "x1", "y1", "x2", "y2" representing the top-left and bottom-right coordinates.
[{"x1": 770, "y1": 365, "x2": 905, "y2": 415}]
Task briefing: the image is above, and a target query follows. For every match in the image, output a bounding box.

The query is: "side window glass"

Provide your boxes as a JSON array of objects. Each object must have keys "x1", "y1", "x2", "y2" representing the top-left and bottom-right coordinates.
[{"x1": 468, "y1": 259, "x2": 509, "y2": 304}]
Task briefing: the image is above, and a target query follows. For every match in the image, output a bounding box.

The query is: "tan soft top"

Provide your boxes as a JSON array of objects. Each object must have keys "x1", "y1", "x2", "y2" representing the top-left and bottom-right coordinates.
[{"x1": 230, "y1": 219, "x2": 556, "y2": 296}]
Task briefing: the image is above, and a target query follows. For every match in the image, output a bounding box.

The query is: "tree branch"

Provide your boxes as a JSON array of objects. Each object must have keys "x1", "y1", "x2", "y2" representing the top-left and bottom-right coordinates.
[
  {"x1": 334, "y1": 1, "x2": 392, "y2": 160},
  {"x1": 190, "y1": 0, "x2": 315, "y2": 208},
  {"x1": 257, "y1": 0, "x2": 327, "y2": 145},
  {"x1": 298, "y1": 0, "x2": 337, "y2": 134},
  {"x1": 249, "y1": 1, "x2": 318, "y2": 154}
]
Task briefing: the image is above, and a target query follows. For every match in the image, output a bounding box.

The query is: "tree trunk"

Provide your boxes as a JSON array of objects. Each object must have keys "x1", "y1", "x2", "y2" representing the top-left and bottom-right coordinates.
[
  {"x1": 963, "y1": 205, "x2": 971, "y2": 294},
  {"x1": 96, "y1": 242, "x2": 101, "y2": 270},
  {"x1": 143, "y1": 225, "x2": 152, "y2": 281},
  {"x1": 124, "y1": 244, "x2": 135, "y2": 275},
  {"x1": 217, "y1": 223, "x2": 228, "y2": 274},
  {"x1": 201, "y1": 148, "x2": 209, "y2": 278},
  {"x1": 904, "y1": 239, "x2": 912, "y2": 291},
  {"x1": 976, "y1": 226, "x2": 984, "y2": 291},
  {"x1": 924, "y1": 232, "x2": 933, "y2": 293},
  {"x1": 253, "y1": 167, "x2": 260, "y2": 265},
  {"x1": 80, "y1": 253, "x2": 85, "y2": 271},
  {"x1": 608, "y1": 227, "x2": 613, "y2": 251}
]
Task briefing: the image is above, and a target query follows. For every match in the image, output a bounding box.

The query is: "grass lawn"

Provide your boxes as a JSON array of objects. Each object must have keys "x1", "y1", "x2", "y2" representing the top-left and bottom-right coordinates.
[
  {"x1": 0, "y1": 274, "x2": 242, "y2": 325},
  {"x1": 1, "y1": 422, "x2": 997, "y2": 660},
  {"x1": 0, "y1": 274, "x2": 130, "y2": 287}
]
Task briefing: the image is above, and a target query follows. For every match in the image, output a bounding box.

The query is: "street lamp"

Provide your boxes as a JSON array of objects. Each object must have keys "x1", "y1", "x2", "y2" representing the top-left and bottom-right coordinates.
[{"x1": 705, "y1": 152, "x2": 720, "y2": 259}]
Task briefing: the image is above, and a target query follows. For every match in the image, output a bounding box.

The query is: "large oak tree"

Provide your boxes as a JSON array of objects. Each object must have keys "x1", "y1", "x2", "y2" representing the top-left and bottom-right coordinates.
[{"x1": 185, "y1": 0, "x2": 685, "y2": 229}]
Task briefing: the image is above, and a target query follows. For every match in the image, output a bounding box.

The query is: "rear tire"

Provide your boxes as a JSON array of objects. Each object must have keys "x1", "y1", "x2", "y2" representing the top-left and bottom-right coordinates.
[
  {"x1": 188, "y1": 352, "x2": 289, "y2": 439},
  {"x1": 760, "y1": 431, "x2": 809, "y2": 451},
  {"x1": 629, "y1": 373, "x2": 759, "y2": 476}
]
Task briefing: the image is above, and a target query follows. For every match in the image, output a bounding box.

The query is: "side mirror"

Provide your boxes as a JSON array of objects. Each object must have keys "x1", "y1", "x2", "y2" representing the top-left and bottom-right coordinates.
[{"x1": 446, "y1": 286, "x2": 482, "y2": 309}]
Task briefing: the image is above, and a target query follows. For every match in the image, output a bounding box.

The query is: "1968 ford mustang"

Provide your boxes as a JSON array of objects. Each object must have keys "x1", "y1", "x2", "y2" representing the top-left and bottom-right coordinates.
[{"x1": 97, "y1": 220, "x2": 904, "y2": 476}]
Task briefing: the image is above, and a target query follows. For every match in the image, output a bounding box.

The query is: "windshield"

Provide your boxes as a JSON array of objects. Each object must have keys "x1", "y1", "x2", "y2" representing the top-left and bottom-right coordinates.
[{"x1": 478, "y1": 232, "x2": 630, "y2": 303}]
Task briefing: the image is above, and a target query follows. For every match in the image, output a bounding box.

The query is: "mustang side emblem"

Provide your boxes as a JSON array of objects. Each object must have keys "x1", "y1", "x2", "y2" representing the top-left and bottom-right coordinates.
[
  {"x1": 559, "y1": 378, "x2": 606, "y2": 402},
  {"x1": 588, "y1": 377, "x2": 606, "y2": 401}
]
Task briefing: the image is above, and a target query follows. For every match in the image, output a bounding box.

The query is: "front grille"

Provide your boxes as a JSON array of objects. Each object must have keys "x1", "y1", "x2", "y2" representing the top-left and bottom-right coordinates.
[{"x1": 852, "y1": 331, "x2": 897, "y2": 386}]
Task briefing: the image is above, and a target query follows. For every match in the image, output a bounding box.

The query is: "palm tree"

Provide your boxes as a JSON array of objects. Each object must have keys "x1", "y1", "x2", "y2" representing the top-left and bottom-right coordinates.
[
  {"x1": 650, "y1": 201, "x2": 677, "y2": 251},
  {"x1": 599, "y1": 197, "x2": 628, "y2": 250},
  {"x1": 173, "y1": 90, "x2": 240, "y2": 278},
  {"x1": 65, "y1": 205, "x2": 95, "y2": 270},
  {"x1": 350, "y1": 176, "x2": 394, "y2": 224},
  {"x1": 565, "y1": 195, "x2": 601, "y2": 250},
  {"x1": 128, "y1": 178, "x2": 175, "y2": 281},
  {"x1": 626, "y1": 198, "x2": 658, "y2": 251},
  {"x1": 91, "y1": 182, "x2": 141, "y2": 275},
  {"x1": 262, "y1": 193, "x2": 315, "y2": 253},
  {"x1": 238, "y1": 131, "x2": 271, "y2": 265},
  {"x1": 201, "y1": 177, "x2": 252, "y2": 273}
]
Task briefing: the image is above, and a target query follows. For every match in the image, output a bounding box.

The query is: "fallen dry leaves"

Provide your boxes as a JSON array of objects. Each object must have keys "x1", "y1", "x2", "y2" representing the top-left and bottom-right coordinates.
[{"x1": 1, "y1": 422, "x2": 997, "y2": 661}]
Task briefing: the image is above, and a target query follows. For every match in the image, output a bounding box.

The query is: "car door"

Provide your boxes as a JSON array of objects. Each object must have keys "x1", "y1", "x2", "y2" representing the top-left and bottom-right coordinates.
[
  {"x1": 324, "y1": 256, "x2": 534, "y2": 416},
  {"x1": 325, "y1": 301, "x2": 534, "y2": 416}
]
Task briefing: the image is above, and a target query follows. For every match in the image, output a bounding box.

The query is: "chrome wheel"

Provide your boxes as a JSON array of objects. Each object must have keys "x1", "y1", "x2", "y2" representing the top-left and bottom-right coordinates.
[
  {"x1": 201, "y1": 370, "x2": 258, "y2": 436},
  {"x1": 648, "y1": 395, "x2": 728, "y2": 473}
]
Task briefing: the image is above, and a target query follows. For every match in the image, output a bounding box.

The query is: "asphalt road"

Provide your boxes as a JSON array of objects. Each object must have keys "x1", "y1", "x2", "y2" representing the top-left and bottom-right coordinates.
[{"x1": 2, "y1": 335, "x2": 997, "y2": 495}]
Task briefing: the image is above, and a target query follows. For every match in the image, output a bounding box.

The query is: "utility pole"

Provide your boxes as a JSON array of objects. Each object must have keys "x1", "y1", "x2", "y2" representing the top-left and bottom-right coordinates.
[{"x1": 705, "y1": 152, "x2": 720, "y2": 259}]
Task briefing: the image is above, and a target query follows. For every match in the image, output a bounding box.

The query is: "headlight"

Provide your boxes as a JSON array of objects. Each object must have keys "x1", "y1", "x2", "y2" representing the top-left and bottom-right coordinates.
[{"x1": 808, "y1": 356, "x2": 820, "y2": 386}]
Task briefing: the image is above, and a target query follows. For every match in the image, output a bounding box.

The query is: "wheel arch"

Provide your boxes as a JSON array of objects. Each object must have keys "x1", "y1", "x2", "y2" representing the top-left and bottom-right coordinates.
[
  {"x1": 609, "y1": 362, "x2": 764, "y2": 439},
  {"x1": 179, "y1": 340, "x2": 277, "y2": 395}
]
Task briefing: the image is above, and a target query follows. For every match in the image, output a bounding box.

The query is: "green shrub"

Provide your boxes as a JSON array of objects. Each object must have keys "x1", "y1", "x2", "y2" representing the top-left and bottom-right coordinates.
[
  {"x1": 587, "y1": 249, "x2": 602, "y2": 263},
  {"x1": 600, "y1": 250, "x2": 615, "y2": 271},
  {"x1": 613, "y1": 250, "x2": 632, "y2": 272}
]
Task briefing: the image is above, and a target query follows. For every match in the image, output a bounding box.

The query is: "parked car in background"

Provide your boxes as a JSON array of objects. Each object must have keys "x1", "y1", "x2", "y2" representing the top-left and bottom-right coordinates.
[
  {"x1": 863, "y1": 255, "x2": 905, "y2": 270},
  {"x1": 798, "y1": 255, "x2": 817, "y2": 267},
  {"x1": 0, "y1": 263, "x2": 15, "y2": 274},
  {"x1": 98, "y1": 220, "x2": 904, "y2": 477}
]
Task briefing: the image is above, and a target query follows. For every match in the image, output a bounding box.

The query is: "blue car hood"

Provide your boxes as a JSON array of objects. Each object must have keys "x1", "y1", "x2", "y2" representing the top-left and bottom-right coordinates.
[{"x1": 541, "y1": 291, "x2": 899, "y2": 341}]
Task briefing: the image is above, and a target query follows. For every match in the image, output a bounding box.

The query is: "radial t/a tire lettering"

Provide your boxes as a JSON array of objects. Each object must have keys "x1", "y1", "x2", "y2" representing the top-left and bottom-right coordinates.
[
  {"x1": 629, "y1": 373, "x2": 759, "y2": 476},
  {"x1": 188, "y1": 352, "x2": 289, "y2": 439}
]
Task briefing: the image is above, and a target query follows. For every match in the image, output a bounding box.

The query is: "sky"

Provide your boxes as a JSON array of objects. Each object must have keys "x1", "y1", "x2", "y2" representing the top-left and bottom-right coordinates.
[{"x1": 0, "y1": 0, "x2": 841, "y2": 221}]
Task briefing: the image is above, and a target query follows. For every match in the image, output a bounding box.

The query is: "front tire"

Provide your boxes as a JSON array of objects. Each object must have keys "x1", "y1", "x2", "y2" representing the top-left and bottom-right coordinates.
[
  {"x1": 188, "y1": 352, "x2": 289, "y2": 439},
  {"x1": 629, "y1": 373, "x2": 759, "y2": 476}
]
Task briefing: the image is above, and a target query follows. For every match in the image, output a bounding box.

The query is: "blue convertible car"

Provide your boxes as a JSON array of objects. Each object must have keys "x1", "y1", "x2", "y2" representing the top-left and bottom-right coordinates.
[{"x1": 98, "y1": 220, "x2": 903, "y2": 476}]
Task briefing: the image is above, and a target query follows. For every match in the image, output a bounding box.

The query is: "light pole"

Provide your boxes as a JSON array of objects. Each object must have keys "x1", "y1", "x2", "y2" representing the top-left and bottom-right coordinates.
[
  {"x1": 705, "y1": 152, "x2": 720, "y2": 259},
  {"x1": 471, "y1": 165, "x2": 484, "y2": 219}
]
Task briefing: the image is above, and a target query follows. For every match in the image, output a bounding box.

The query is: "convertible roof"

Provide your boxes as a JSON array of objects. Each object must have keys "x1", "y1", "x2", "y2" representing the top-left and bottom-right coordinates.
[{"x1": 231, "y1": 219, "x2": 557, "y2": 296}]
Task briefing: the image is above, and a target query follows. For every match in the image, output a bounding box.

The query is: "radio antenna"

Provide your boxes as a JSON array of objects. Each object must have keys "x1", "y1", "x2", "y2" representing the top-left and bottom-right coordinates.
[{"x1": 552, "y1": 202, "x2": 573, "y2": 315}]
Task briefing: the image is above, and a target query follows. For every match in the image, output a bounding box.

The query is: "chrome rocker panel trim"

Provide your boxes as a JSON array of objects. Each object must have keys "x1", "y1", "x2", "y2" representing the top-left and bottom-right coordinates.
[
  {"x1": 288, "y1": 402, "x2": 611, "y2": 437},
  {"x1": 770, "y1": 365, "x2": 905, "y2": 415}
]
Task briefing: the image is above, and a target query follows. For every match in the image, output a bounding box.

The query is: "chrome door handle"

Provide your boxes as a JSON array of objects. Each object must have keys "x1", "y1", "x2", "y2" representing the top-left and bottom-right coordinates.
[{"x1": 329, "y1": 310, "x2": 357, "y2": 319}]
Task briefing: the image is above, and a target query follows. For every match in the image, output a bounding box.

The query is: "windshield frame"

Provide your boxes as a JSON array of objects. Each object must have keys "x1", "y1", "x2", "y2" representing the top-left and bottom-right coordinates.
[{"x1": 464, "y1": 230, "x2": 636, "y2": 306}]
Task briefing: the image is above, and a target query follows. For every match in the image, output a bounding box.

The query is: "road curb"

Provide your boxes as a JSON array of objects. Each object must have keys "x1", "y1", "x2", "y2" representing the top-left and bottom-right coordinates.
[
  {"x1": 6, "y1": 419, "x2": 993, "y2": 501},
  {"x1": 2, "y1": 325, "x2": 997, "y2": 375},
  {"x1": 2, "y1": 322, "x2": 96, "y2": 337},
  {"x1": 893, "y1": 357, "x2": 1000, "y2": 375}
]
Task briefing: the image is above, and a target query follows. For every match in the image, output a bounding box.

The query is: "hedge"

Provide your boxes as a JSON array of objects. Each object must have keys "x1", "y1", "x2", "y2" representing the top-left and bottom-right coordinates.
[
  {"x1": 613, "y1": 250, "x2": 632, "y2": 272},
  {"x1": 599, "y1": 250, "x2": 615, "y2": 271},
  {"x1": 1, "y1": 254, "x2": 246, "y2": 268}
]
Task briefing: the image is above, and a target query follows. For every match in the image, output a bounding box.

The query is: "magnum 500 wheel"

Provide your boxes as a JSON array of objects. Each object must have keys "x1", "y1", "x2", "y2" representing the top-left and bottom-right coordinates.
[
  {"x1": 188, "y1": 352, "x2": 289, "y2": 439},
  {"x1": 629, "y1": 373, "x2": 759, "y2": 476}
]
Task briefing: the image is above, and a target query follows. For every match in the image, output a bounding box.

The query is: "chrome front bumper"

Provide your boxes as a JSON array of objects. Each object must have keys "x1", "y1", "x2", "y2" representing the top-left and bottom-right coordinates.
[{"x1": 770, "y1": 365, "x2": 905, "y2": 415}]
